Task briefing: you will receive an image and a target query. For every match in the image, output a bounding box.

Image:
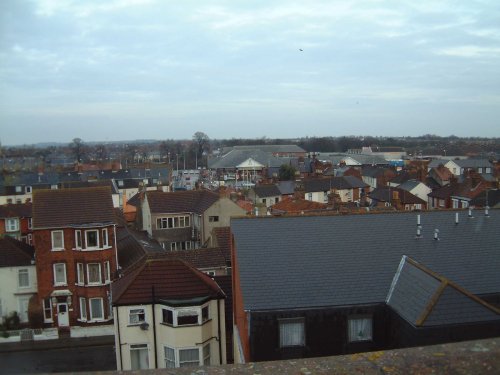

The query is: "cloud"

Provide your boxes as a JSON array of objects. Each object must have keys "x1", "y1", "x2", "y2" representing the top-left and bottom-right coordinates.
[
  {"x1": 436, "y1": 45, "x2": 500, "y2": 58},
  {"x1": 34, "y1": 0, "x2": 155, "y2": 18}
]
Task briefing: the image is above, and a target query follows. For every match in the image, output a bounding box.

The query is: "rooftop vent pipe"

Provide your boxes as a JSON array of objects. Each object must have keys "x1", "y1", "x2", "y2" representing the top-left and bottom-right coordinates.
[
  {"x1": 434, "y1": 229, "x2": 440, "y2": 241},
  {"x1": 416, "y1": 214, "x2": 422, "y2": 239},
  {"x1": 468, "y1": 208, "x2": 473, "y2": 219},
  {"x1": 455, "y1": 212, "x2": 459, "y2": 225},
  {"x1": 485, "y1": 206, "x2": 490, "y2": 217}
]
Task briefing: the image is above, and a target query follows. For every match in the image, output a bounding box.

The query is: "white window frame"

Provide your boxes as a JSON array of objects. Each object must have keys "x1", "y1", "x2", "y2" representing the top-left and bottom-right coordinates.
[
  {"x1": 102, "y1": 228, "x2": 109, "y2": 247},
  {"x1": 75, "y1": 230, "x2": 82, "y2": 249},
  {"x1": 77, "y1": 263, "x2": 85, "y2": 285},
  {"x1": 43, "y1": 298, "x2": 53, "y2": 322},
  {"x1": 208, "y1": 216, "x2": 219, "y2": 222},
  {"x1": 104, "y1": 261, "x2": 111, "y2": 283},
  {"x1": 53, "y1": 263, "x2": 67, "y2": 286},
  {"x1": 161, "y1": 304, "x2": 209, "y2": 327},
  {"x1": 203, "y1": 343, "x2": 211, "y2": 366},
  {"x1": 348, "y1": 316, "x2": 373, "y2": 342},
  {"x1": 6, "y1": 218, "x2": 20, "y2": 232},
  {"x1": 51, "y1": 230, "x2": 64, "y2": 251},
  {"x1": 84, "y1": 229, "x2": 100, "y2": 250},
  {"x1": 279, "y1": 318, "x2": 305, "y2": 348},
  {"x1": 129, "y1": 308, "x2": 146, "y2": 325},
  {"x1": 178, "y1": 347, "x2": 200, "y2": 367},
  {"x1": 79, "y1": 297, "x2": 87, "y2": 321},
  {"x1": 89, "y1": 297, "x2": 104, "y2": 321},
  {"x1": 18, "y1": 268, "x2": 30, "y2": 288},
  {"x1": 25, "y1": 186, "x2": 32, "y2": 194},
  {"x1": 130, "y1": 344, "x2": 149, "y2": 370},
  {"x1": 164, "y1": 346, "x2": 175, "y2": 368},
  {"x1": 156, "y1": 215, "x2": 190, "y2": 229},
  {"x1": 87, "y1": 263, "x2": 102, "y2": 285}
]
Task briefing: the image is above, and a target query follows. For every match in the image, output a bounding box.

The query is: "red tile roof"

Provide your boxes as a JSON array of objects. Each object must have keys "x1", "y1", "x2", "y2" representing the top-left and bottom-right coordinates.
[
  {"x1": 112, "y1": 257, "x2": 225, "y2": 305},
  {"x1": 0, "y1": 202, "x2": 32, "y2": 218},
  {"x1": 0, "y1": 236, "x2": 34, "y2": 267},
  {"x1": 162, "y1": 247, "x2": 227, "y2": 270},
  {"x1": 271, "y1": 197, "x2": 328, "y2": 213},
  {"x1": 213, "y1": 227, "x2": 231, "y2": 263},
  {"x1": 32, "y1": 186, "x2": 116, "y2": 229},
  {"x1": 146, "y1": 190, "x2": 219, "y2": 214}
]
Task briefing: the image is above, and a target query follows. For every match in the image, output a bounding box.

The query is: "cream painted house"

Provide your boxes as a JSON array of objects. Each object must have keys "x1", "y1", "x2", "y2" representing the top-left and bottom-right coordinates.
[
  {"x1": 112, "y1": 257, "x2": 226, "y2": 371},
  {"x1": 0, "y1": 237, "x2": 37, "y2": 323}
]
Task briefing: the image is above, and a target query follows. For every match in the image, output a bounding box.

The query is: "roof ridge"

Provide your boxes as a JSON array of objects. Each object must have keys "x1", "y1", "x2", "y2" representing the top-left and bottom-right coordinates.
[
  {"x1": 112, "y1": 260, "x2": 147, "y2": 303},
  {"x1": 181, "y1": 258, "x2": 225, "y2": 298}
]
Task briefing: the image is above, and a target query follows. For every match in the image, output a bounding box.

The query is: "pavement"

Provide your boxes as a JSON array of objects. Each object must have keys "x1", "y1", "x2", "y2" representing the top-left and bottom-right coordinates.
[{"x1": 0, "y1": 334, "x2": 115, "y2": 353}]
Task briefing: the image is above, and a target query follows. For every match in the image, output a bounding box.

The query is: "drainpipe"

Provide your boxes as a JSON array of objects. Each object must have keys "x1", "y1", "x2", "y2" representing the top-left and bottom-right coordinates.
[
  {"x1": 113, "y1": 224, "x2": 119, "y2": 272},
  {"x1": 152, "y1": 286, "x2": 158, "y2": 369},
  {"x1": 217, "y1": 299, "x2": 222, "y2": 365},
  {"x1": 116, "y1": 307, "x2": 123, "y2": 370}
]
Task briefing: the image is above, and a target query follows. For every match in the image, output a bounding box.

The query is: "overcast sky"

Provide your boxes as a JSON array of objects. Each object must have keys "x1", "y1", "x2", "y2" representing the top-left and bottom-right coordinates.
[{"x1": 1, "y1": 0, "x2": 499, "y2": 146}]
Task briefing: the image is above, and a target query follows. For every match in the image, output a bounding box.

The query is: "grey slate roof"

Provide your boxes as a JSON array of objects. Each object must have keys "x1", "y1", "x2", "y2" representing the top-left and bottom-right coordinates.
[
  {"x1": 304, "y1": 176, "x2": 368, "y2": 193},
  {"x1": 428, "y1": 159, "x2": 448, "y2": 169},
  {"x1": 253, "y1": 184, "x2": 282, "y2": 198},
  {"x1": 208, "y1": 150, "x2": 290, "y2": 169},
  {"x1": 397, "y1": 180, "x2": 424, "y2": 192},
  {"x1": 387, "y1": 256, "x2": 500, "y2": 326},
  {"x1": 277, "y1": 181, "x2": 296, "y2": 195},
  {"x1": 452, "y1": 159, "x2": 493, "y2": 169},
  {"x1": 349, "y1": 154, "x2": 389, "y2": 165},
  {"x1": 231, "y1": 210, "x2": 500, "y2": 311},
  {"x1": 222, "y1": 145, "x2": 306, "y2": 154}
]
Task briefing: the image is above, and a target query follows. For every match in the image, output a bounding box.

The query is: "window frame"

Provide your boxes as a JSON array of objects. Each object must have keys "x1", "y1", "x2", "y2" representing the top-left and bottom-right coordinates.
[
  {"x1": 6, "y1": 218, "x2": 19, "y2": 232},
  {"x1": 348, "y1": 316, "x2": 373, "y2": 343},
  {"x1": 208, "y1": 216, "x2": 219, "y2": 223},
  {"x1": 156, "y1": 215, "x2": 190, "y2": 229},
  {"x1": 161, "y1": 304, "x2": 210, "y2": 327},
  {"x1": 84, "y1": 229, "x2": 100, "y2": 250},
  {"x1": 102, "y1": 228, "x2": 109, "y2": 247},
  {"x1": 104, "y1": 261, "x2": 111, "y2": 283},
  {"x1": 129, "y1": 308, "x2": 146, "y2": 325},
  {"x1": 178, "y1": 347, "x2": 200, "y2": 367},
  {"x1": 53, "y1": 263, "x2": 67, "y2": 286},
  {"x1": 18, "y1": 268, "x2": 30, "y2": 288},
  {"x1": 89, "y1": 297, "x2": 104, "y2": 321},
  {"x1": 77, "y1": 263, "x2": 85, "y2": 285},
  {"x1": 43, "y1": 298, "x2": 53, "y2": 322},
  {"x1": 51, "y1": 230, "x2": 64, "y2": 251},
  {"x1": 130, "y1": 343, "x2": 149, "y2": 370},
  {"x1": 75, "y1": 230, "x2": 82, "y2": 249},
  {"x1": 279, "y1": 317, "x2": 305, "y2": 348},
  {"x1": 87, "y1": 263, "x2": 102, "y2": 285},
  {"x1": 79, "y1": 297, "x2": 87, "y2": 321}
]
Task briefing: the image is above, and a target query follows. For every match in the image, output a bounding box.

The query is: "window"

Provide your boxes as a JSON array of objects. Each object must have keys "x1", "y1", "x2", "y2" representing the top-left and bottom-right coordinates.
[
  {"x1": 130, "y1": 344, "x2": 149, "y2": 370},
  {"x1": 170, "y1": 241, "x2": 192, "y2": 251},
  {"x1": 177, "y1": 309, "x2": 199, "y2": 326},
  {"x1": 209, "y1": 216, "x2": 219, "y2": 222},
  {"x1": 79, "y1": 297, "x2": 87, "y2": 321},
  {"x1": 51, "y1": 230, "x2": 64, "y2": 250},
  {"x1": 307, "y1": 193, "x2": 312, "y2": 201},
  {"x1": 279, "y1": 318, "x2": 305, "y2": 347},
  {"x1": 164, "y1": 346, "x2": 175, "y2": 368},
  {"x1": 117, "y1": 180, "x2": 124, "y2": 187},
  {"x1": 43, "y1": 298, "x2": 52, "y2": 322},
  {"x1": 87, "y1": 263, "x2": 101, "y2": 284},
  {"x1": 6, "y1": 218, "x2": 19, "y2": 232},
  {"x1": 18, "y1": 269, "x2": 30, "y2": 288},
  {"x1": 179, "y1": 348, "x2": 199, "y2": 367},
  {"x1": 348, "y1": 317, "x2": 373, "y2": 342},
  {"x1": 129, "y1": 308, "x2": 146, "y2": 325},
  {"x1": 51, "y1": 184, "x2": 58, "y2": 190},
  {"x1": 156, "y1": 215, "x2": 190, "y2": 229},
  {"x1": 26, "y1": 186, "x2": 32, "y2": 193},
  {"x1": 202, "y1": 306, "x2": 209, "y2": 322},
  {"x1": 75, "y1": 230, "x2": 82, "y2": 249},
  {"x1": 203, "y1": 344, "x2": 211, "y2": 366},
  {"x1": 262, "y1": 198, "x2": 267, "y2": 205},
  {"x1": 15, "y1": 186, "x2": 22, "y2": 193},
  {"x1": 85, "y1": 230, "x2": 99, "y2": 249},
  {"x1": 77, "y1": 263, "x2": 85, "y2": 285},
  {"x1": 53, "y1": 263, "x2": 67, "y2": 285},
  {"x1": 102, "y1": 229, "x2": 109, "y2": 247},
  {"x1": 89, "y1": 298, "x2": 104, "y2": 320},
  {"x1": 162, "y1": 309, "x2": 173, "y2": 325},
  {"x1": 104, "y1": 261, "x2": 111, "y2": 283}
]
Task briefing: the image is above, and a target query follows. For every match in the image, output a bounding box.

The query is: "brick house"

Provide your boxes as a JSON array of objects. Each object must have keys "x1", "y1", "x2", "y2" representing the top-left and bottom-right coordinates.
[
  {"x1": 32, "y1": 186, "x2": 118, "y2": 329},
  {"x1": 0, "y1": 202, "x2": 33, "y2": 244}
]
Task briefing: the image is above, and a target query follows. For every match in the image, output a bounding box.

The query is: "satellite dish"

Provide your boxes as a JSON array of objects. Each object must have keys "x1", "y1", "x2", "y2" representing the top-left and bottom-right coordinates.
[{"x1": 140, "y1": 322, "x2": 149, "y2": 330}]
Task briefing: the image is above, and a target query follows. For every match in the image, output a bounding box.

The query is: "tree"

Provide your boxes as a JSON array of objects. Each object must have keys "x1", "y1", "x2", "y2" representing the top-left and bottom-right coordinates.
[
  {"x1": 279, "y1": 164, "x2": 297, "y2": 181},
  {"x1": 70, "y1": 138, "x2": 86, "y2": 163},
  {"x1": 192, "y1": 131, "x2": 210, "y2": 168}
]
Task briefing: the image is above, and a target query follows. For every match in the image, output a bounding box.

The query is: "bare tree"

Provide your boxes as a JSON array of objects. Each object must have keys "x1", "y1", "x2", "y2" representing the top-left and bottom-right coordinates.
[
  {"x1": 70, "y1": 138, "x2": 86, "y2": 163},
  {"x1": 192, "y1": 131, "x2": 210, "y2": 168}
]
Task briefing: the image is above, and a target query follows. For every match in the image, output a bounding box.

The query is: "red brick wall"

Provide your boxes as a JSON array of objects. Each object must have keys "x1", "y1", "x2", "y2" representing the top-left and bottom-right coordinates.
[{"x1": 34, "y1": 226, "x2": 117, "y2": 326}]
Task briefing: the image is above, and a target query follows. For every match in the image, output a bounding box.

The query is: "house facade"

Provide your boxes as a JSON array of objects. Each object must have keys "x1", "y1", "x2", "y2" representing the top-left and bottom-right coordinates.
[
  {"x1": 303, "y1": 177, "x2": 368, "y2": 204},
  {"x1": 231, "y1": 211, "x2": 500, "y2": 362},
  {"x1": 141, "y1": 190, "x2": 245, "y2": 250},
  {"x1": 0, "y1": 203, "x2": 33, "y2": 244},
  {"x1": 32, "y1": 186, "x2": 118, "y2": 329},
  {"x1": 0, "y1": 237, "x2": 37, "y2": 323},
  {"x1": 112, "y1": 257, "x2": 226, "y2": 371}
]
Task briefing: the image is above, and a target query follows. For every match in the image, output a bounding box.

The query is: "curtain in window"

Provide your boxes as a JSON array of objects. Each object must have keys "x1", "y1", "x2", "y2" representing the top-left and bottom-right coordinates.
[
  {"x1": 90, "y1": 298, "x2": 103, "y2": 320},
  {"x1": 179, "y1": 348, "x2": 199, "y2": 367},
  {"x1": 349, "y1": 318, "x2": 372, "y2": 342},
  {"x1": 130, "y1": 345, "x2": 149, "y2": 370},
  {"x1": 88, "y1": 264, "x2": 101, "y2": 283},
  {"x1": 280, "y1": 320, "x2": 304, "y2": 347}
]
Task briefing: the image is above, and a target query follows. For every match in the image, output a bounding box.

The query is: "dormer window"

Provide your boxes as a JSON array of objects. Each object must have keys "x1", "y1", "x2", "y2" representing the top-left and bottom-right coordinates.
[{"x1": 25, "y1": 186, "x2": 32, "y2": 194}]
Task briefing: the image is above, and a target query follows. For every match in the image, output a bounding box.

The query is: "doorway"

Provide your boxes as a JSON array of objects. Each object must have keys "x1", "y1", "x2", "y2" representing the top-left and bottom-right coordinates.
[{"x1": 57, "y1": 303, "x2": 69, "y2": 327}]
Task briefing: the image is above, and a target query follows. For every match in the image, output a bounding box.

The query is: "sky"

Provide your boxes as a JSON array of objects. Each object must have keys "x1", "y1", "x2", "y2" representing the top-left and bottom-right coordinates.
[{"x1": 1, "y1": 0, "x2": 500, "y2": 146}]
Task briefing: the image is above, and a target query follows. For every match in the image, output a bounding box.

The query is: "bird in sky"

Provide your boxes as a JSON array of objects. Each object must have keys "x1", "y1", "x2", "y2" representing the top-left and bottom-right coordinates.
[{"x1": 299, "y1": 48, "x2": 303, "y2": 51}]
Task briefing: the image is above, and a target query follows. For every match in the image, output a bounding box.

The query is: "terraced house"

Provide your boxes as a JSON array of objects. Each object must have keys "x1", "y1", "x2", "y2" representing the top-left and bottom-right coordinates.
[{"x1": 32, "y1": 186, "x2": 118, "y2": 330}]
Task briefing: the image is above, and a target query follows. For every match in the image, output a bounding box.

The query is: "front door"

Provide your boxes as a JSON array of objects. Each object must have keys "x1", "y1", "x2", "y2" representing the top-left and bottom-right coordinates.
[{"x1": 57, "y1": 303, "x2": 69, "y2": 327}]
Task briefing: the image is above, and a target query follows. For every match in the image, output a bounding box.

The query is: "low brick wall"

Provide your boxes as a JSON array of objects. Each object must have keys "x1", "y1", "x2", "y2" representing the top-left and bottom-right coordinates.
[{"x1": 110, "y1": 337, "x2": 498, "y2": 374}]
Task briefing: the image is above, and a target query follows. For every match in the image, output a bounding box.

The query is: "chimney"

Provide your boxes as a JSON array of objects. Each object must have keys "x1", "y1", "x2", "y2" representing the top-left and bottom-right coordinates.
[
  {"x1": 415, "y1": 214, "x2": 422, "y2": 239},
  {"x1": 434, "y1": 229, "x2": 440, "y2": 241}
]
